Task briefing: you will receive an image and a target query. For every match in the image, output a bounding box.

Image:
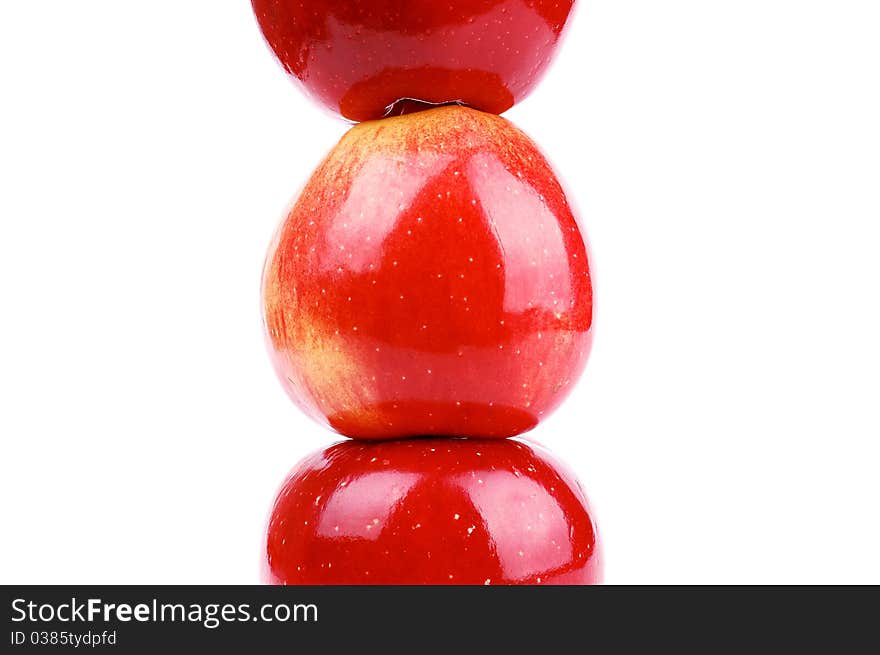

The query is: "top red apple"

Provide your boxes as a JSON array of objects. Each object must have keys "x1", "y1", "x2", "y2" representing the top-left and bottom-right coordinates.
[{"x1": 251, "y1": 0, "x2": 578, "y2": 122}]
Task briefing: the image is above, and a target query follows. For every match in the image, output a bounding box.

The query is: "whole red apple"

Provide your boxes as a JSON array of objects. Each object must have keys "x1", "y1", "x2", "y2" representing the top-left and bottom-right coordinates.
[
  {"x1": 251, "y1": 0, "x2": 578, "y2": 121},
  {"x1": 263, "y1": 438, "x2": 602, "y2": 585},
  {"x1": 263, "y1": 106, "x2": 592, "y2": 440}
]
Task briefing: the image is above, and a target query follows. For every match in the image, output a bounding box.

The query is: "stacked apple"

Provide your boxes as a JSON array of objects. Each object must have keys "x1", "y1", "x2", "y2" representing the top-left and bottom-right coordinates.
[{"x1": 253, "y1": 0, "x2": 602, "y2": 584}]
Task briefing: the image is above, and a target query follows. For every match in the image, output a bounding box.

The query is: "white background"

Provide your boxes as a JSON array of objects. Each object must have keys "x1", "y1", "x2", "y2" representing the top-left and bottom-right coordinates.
[{"x1": 1, "y1": 1, "x2": 878, "y2": 584}]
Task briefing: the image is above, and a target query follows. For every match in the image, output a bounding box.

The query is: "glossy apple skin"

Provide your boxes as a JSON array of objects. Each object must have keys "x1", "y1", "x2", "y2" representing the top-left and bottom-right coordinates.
[
  {"x1": 251, "y1": 0, "x2": 578, "y2": 121},
  {"x1": 263, "y1": 106, "x2": 592, "y2": 440},
  {"x1": 263, "y1": 438, "x2": 602, "y2": 585}
]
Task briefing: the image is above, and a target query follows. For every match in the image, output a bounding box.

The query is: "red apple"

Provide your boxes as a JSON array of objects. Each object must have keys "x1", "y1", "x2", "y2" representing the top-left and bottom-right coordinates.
[
  {"x1": 251, "y1": 0, "x2": 578, "y2": 122},
  {"x1": 263, "y1": 438, "x2": 602, "y2": 585},
  {"x1": 263, "y1": 106, "x2": 592, "y2": 440}
]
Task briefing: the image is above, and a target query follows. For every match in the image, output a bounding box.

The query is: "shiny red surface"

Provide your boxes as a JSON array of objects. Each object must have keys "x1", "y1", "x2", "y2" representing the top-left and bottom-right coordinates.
[
  {"x1": 263, "y1": 438, "x2": 602, "y2": 585},
  {"x1": 263, "y1": 106, "x2": 592, "y2": 440},
  {"x1": 251, "y1": 0, "x2": 577, "y2": 121}
]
